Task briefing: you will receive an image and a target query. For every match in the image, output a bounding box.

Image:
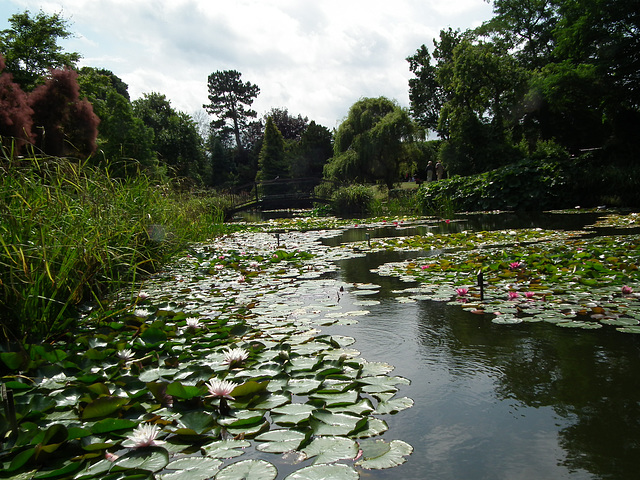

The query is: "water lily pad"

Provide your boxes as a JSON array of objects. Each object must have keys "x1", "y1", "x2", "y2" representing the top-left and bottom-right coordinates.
[
  {"x1": 113, "y1": 447, "x2": 169, "y2": 472},
  {"x1": 201, "y1": 439, "x2": 251, "y2": 459},
  {"x1": 491, "y1": 315, "x2": 523, "y2": 325},
  {"x1": 301, "y1": 436, "x2": 358, "y2": 464},
  {"x1": 215, "y1": 459, "x2": 277, "y2": 480},
  {"x1": 284, "y1": 463, "x2": 358, "y2": 480},
  {"x1": 355, "y1": 439, "x2": 413, "y2": 469},
  {"x1": 160, "y1": 457, "x2": 223, "y2": 480},
  {"x1": 82, "y1": 396, "x2": 129, "y2": 420},
  {"x1": 255, "y1": 429, "x2": 307, "y2": 453},
  {"x1": 617, "y1": 326, "x2": 640, "y2": 334},
  {"x1": 284, "y1": 378, "x2": 322, "y2": 395},
  {"x1": 309, "y1": 390, "x2": 358, "y2": 407},
  {"x1": 374, "y1": 396, "x2": 414, "y2": 414},
  {"x1": 309, "y1": 410, "x2": 367, "y2": 436},
  {"x1": 271, "y1": 403, "x2": 316, "y2": 425}
]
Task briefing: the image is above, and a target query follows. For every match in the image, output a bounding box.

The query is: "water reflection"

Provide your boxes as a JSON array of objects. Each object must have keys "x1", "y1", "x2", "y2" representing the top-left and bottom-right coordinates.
[{"x1": 325, "y1": 215, "x2": 640, "y2": 480}]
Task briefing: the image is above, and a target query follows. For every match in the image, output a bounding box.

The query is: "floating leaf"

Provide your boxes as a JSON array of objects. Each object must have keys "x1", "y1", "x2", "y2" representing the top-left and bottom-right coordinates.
[
  {"x1": 166, "y1": 381, "x2": 205, "y2": 400},
  {"x1": 374, "y1": 396, "x2": 414, "y2": 414},
  {"x1": 159, "y1": 457, "x2": 222, "y2": 480},
  {"x1": 284, "y1": 463, "x2": 358, "y2": 480},
  {"x1": 202, "y1": 439, "x2": 251, "y2": 459},
  {"x1": 113, "y1": 446, "x2": 169, "y2": 472},
  {"x1": 90, "y1": 418, "x2": 137, "y2": 434},
  {"x1": 82, "y1": 396, "x2": 128, "y2": 420},
  {"x1": 271, "y1": 403, "x2": 316, "y2": 425},
  {"x1": 215, "y1": 459, "x2": 277, "y2": 480},
  {"x1": 230, "y1": 380, "x2": 269, "y2": 398},
  {"x1": 301, "y1": 436, "x2": 358, "y2": 464},
  {"x1": 309, "y1": 410, "x2": 367, "y2": 436},
  {"x1": 355, "y1": 439, "x2": 413, "y2": 469},
  {"x1": 255, "y1": 429, "x2": 307, "y2": 453},
  {"x1": 175, "y1": 411, "x2": 216, "y2": 435}
]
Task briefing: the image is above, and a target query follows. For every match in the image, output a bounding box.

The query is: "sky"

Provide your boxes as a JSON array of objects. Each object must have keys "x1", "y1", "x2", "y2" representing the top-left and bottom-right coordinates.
[{"x1": 1, "y1": 0, "x2": 494, "y2": 130}]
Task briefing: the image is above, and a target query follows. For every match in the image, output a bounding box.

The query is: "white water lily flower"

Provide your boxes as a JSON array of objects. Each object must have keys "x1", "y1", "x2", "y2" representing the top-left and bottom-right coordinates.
[
  {"x1": 133, "y1": 308, "x2": 152, "y2": 318},
  {"x1": 126, "y1": 423, "x2": 165, "y2": 448},
  {"x1": 222, "y1": 347, "x2": 249, "y2": 367},
  {"x1": 185, "y1": 317, "x2": 200, "y2": 329},
  {"x1": 206, "y1": 378, "x2": 238, "y2": 399},
  {"x1": 117, "y1": 349, "x2": 134, "y2": 361}
]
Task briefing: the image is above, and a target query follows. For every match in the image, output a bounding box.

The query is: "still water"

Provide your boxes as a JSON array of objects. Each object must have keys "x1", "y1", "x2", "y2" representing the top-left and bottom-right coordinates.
[{"x1": 313, "y1": 213, "x2": 640, "y2": 480}]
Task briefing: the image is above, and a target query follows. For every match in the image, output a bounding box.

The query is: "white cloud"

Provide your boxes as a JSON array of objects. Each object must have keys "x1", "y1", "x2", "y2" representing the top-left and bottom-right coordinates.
[{"x1": 1, "y1": 0, "x2": 494, "y2": 128}]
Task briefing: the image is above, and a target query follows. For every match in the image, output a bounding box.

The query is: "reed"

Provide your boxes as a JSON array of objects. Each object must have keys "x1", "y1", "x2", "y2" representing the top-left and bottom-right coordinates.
[{"x1": 0, "y1": 149, "x2": 231, "y2": 342}]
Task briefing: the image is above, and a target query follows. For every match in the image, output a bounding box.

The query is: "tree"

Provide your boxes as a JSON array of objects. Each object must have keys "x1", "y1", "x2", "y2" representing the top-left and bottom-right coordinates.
[
  {"x1": 0, "y1": 54, "x2": 33, "y2": 152},
  {"x1": 134, "y1": 93, "x2": 206, "y2": 181},
  {"x1": 291, "y1": 121, "x2": 333, "y2": 178},
  {"x1": 78, "y1": 67, "x2": 158, "y2": 175},
  {"x1": 263, "y1": 107, "x2": 309, "y2": 141},
  {"x1": 207, "y1": 133, "x2": 235, "y2": 187},
  {"x1": 0, "y1": 10, "x2": 80, "y2": 90},
  {"x1": 203, "y1": 70, "x2": 260, "y2": 152},
  {"x1": 324, "y1": 97, "x2": 415, "y2": 189},
  {"x1": 407, "y1": 28, "x2": 463, "y2": 136},
  {"x1": 256, "y1": 117, "x2": 287, "y2": 186},
  {"x1": 28, "y1": 68, "x2": 99, "y2": 157}
]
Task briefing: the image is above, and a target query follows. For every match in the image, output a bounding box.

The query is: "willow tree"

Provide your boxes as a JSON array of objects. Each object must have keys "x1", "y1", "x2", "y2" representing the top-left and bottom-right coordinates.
[{"x1": 323, "y1": 97, "x2": 415, "y2": 189}]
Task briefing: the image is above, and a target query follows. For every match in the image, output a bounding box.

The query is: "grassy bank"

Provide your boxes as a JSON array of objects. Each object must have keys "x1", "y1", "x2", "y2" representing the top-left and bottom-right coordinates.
[{"x1": 0, "y1": 152, "x2": 237, "y2": 342}]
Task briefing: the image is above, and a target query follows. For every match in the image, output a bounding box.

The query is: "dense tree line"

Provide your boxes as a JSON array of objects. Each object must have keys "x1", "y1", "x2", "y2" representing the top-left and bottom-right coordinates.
[
  {"x1": 0, "y1": 10, "x2": 333, "y2": 191},
  {"x1": 407, "y1": 0, "x2": 640, "y2": 176},
  {"x1": 2, "y1": 1, "x2": 638, "y2": 195}
]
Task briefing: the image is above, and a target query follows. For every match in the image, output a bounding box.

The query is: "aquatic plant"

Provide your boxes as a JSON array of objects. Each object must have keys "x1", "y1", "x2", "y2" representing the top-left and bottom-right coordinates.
[
  {"x1": 0, "y1": 154, "x2": 236, "y2": 342},
  {"x1": 0, "y1": 229, "x2": 414, "y2": 479},
  {"x1": 369, "y1": 214, "x2": 640, "y2": 332}
]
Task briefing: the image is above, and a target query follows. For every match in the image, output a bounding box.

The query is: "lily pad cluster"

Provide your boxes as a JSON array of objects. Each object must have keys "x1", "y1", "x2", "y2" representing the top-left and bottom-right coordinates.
[
  {"x1": 1, "y1": 229, "x2": 413, "y2": 479},
  {"x1": 365, "y1": 218, "x2": 640, "y2": 331}
]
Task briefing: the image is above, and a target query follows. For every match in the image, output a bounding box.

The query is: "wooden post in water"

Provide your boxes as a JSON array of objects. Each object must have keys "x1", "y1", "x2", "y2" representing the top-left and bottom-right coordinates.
[{"x1": 478, "y1": 269, "x2": 484, "y2": 301}]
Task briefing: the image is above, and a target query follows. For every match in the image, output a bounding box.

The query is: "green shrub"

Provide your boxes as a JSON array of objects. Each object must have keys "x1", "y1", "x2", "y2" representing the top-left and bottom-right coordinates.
[{"x1": 331, "y1": 184, "x2": 375, "y2": 216}]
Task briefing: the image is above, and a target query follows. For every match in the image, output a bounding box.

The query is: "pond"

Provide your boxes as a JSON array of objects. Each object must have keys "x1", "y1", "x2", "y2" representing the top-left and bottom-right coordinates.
[
  {"x1": 236, "y1": 209, "x2": 640, "y2": 479},
  {"x1": 4, "y1": 210, "x2": 640, "y2": 479},
  {"x1": 322, "y1": 232, "x2": 640, "y2": 480}
]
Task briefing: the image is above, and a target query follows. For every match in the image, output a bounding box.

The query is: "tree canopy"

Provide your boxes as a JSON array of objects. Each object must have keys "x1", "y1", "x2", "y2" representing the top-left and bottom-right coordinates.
[
  {"x1": 0, "y1": 10, "x2": 80, "y2": 90},
  {"x1": 407, "y1": 0, "x2": 640, "y2": 176},
  {"x1": 134, "y1": 93, "x2": 206, "y2": 181},
  {"x1": 323, "y1": 97, "x2": 415, "y2": 189},
  {"x1": 28, "y1": 68, "x2": 99, "y2": 157},
  {"x1": 203, "y1": 70, "x2": 260, "y2": 152}
]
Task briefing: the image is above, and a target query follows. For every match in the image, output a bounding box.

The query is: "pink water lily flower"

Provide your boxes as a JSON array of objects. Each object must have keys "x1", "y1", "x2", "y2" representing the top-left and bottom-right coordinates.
[
  {"x1": 456, "y1": 287, "x2": 469, "y2": 296},
  {"x1": 508, "y1": 291, "x2": 520, "y2": 300},
  {"x1": 509, "y1": 262, "x2": 522, "y2": 269},
  {"x1": 524, "y1": 291, "x2": 535, "y2": 299},
  {"x1": 622, "y1": 285, "x2": 633, "y2": 294}
]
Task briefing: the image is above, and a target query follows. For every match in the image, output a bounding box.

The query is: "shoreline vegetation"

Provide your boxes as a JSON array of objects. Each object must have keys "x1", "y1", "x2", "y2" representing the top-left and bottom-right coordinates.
[
  {"x1": 2, "y1": 147, "x2": 640, "y2": 344},
  {"x1": 2, "y1": 148, "x2": 640, "y2": 479},
  {"x1": 0, "y1": 151, "x2": 239, "y2": 343}
]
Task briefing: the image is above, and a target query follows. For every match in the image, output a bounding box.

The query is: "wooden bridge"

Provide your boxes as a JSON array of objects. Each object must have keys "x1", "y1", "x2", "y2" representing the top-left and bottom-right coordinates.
[{"x1": 226, "y1": 177, "x2": 337, "y2": 216}]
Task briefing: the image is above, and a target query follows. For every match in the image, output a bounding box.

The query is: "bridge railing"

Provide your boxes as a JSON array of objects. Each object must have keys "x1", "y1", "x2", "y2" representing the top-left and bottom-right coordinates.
[{"x1": 228, "y1": 177, "x2": 342, "y2": 212}]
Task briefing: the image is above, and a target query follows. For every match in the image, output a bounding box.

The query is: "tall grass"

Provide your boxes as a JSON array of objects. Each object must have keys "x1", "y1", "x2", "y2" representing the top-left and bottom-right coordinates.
[{"x1": 0, "y1": 150, "x2": 231, "y2": 342}]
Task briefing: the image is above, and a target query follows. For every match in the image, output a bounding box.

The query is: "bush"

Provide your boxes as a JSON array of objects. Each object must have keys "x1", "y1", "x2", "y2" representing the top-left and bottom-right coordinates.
[{"x1": 331, "y1": 184, "x2": 375, "y2": 216}]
